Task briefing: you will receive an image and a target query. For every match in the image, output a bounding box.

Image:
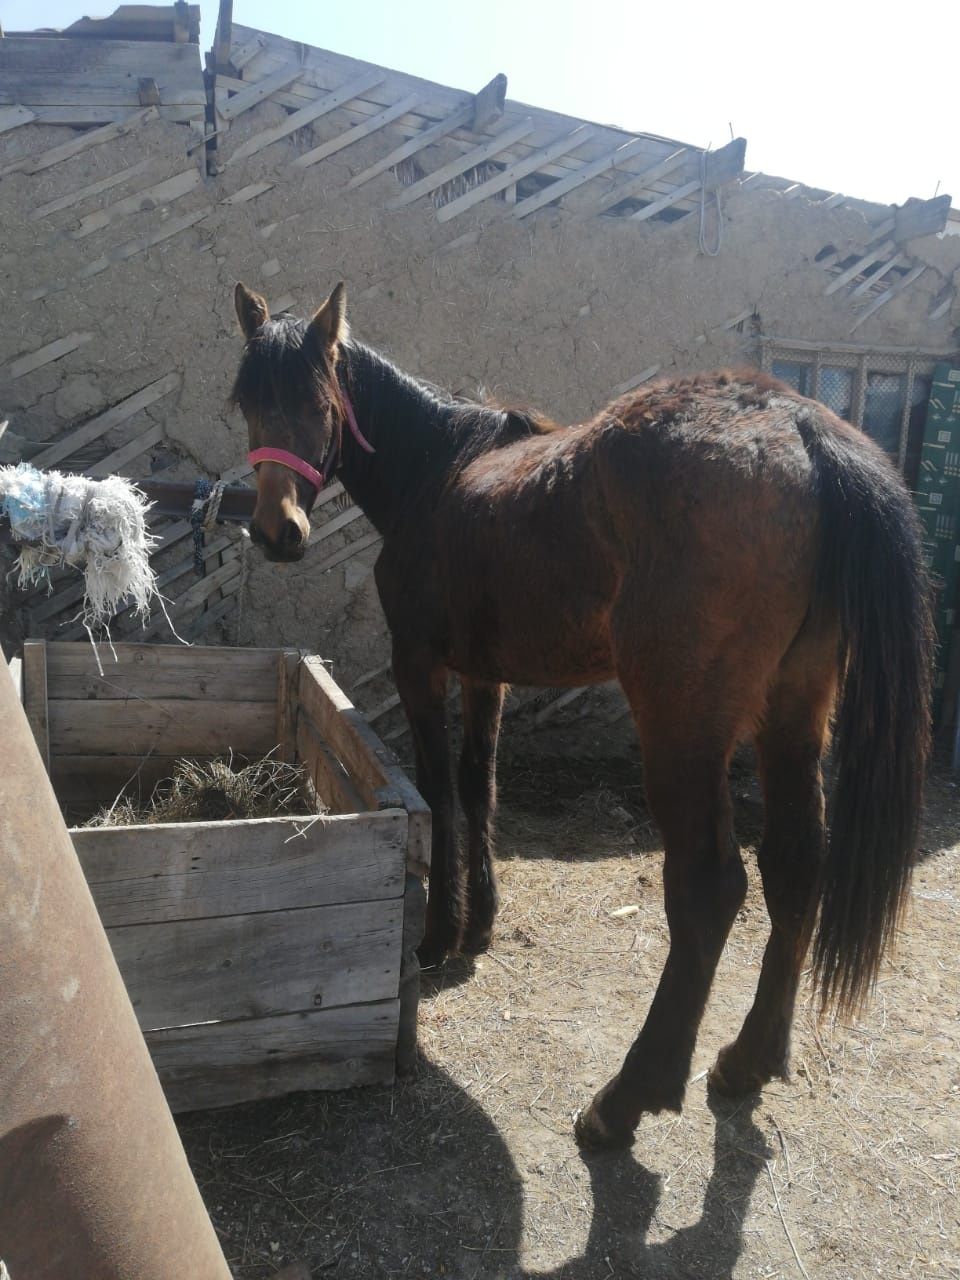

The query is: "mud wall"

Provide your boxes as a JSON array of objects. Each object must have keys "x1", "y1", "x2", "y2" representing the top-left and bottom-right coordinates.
[{"x1": 2, "y1": 30, "x2": 958, "y2": 741}]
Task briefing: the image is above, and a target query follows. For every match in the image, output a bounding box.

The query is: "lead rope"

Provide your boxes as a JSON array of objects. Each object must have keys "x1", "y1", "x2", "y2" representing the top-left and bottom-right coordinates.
[{"x1": 191, "y1": 478, "x2": 226, "y2": 576}]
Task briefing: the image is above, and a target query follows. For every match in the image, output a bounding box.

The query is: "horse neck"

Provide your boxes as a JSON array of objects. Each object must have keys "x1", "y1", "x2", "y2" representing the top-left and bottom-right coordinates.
[{"x1": 335, "y1": 341, "x2": 494, "y2": 535}]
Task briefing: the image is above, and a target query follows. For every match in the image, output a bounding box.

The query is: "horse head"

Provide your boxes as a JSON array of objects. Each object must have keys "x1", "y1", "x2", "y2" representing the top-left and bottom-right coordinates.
[{"x1": 231, "y1": 281, "x2": 348, "y2": 561}]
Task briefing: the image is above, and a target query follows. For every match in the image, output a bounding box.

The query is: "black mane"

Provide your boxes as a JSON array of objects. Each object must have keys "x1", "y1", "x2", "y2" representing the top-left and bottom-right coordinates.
[
  {"x1": 231, "y1": 317, "x2": 558, "y2": 533},
  {"x1": 230, "y1": 314, "x2": 333, "y2": 421}
]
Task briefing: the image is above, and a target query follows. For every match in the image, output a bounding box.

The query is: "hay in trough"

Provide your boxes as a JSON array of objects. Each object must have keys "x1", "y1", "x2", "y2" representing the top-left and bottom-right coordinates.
[{"x1": 87, "y1": 753, "x2": 319, "y2": 827}]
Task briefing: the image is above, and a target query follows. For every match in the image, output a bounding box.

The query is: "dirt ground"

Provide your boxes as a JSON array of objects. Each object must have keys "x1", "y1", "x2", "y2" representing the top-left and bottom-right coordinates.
[{"x1": 180, "y1": 745, "x2": 960, "y2": 1280}]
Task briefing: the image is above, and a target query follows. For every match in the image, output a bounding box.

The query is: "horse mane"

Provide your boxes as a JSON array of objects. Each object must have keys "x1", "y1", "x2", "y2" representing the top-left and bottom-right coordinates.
[
  {"x1": 339, "y1": 341, "x2": 560, "y2": 459},
  {"x1": 229, "y1": 314, "x2": 341, "y2": 421}
]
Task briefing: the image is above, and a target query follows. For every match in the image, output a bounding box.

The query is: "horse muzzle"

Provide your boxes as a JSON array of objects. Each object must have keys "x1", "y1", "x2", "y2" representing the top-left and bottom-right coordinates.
[{"x1": 249, "y1": 516, "x2": 308, "y2": 562}]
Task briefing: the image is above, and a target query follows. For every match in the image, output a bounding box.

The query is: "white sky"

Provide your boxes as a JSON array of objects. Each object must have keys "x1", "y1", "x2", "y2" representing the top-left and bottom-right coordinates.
[{"x1": 4, "y1": 0, "x2": 958, "y2": 208}]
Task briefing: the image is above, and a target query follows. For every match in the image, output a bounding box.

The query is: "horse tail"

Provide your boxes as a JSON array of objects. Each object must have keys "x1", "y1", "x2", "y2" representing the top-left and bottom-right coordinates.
[{"x1": 798, "y1": 406, "x2": 934, "y2": 1014}]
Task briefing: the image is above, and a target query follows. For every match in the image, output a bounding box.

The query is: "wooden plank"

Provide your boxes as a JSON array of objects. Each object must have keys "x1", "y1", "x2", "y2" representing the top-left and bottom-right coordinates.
[
  {"x1": 298, "y1": 661, "x2": 429, "y2": 872},
  {"x1": 29, "y1": 104, "x2": 202, "y2": 128},
  {"x1": 296, "y1": 714, "x2": 367, "y2": 815},
  {"x1": 346, "y1": 97, "x2": 476, "y2": 191},
  {"x1": 290, "y1": 91, "x2": 421, "y2": 170},
  {"x1": 216, "y1": 31, "x2": 695, "y2": 177},
  {"x1": 109, "y1": 897, "x2": 403, "y2": 1030},
  {"x1": 849, "y1": 252, "x2": 907, "y2": 299},
  {"x1": 147, "y1": 1001, "x2": 398, "y2": 1112},
  {"x1": 33, "y1": 367, "x2": 178, "y2": 467},
  {"x1": 227, "y1": 34, "x2": 266, "y2": 71},
  {"x1": 213, "y1": 0, "x2": 233, "y2": 71},
  {"x1": 471, "y1": 73, "x2": 507, "y2": 130},
  {"x1": 220, "y1": 181, "x2": 274, "y2": 204},
  {"x1": 930, "y1": 287, "x2": 955, "y2": 322},
  {"x1": 365, "y1": 693, "x2": 401, "y2": 723},
  {"x1": 387, "y1": 117, "x2": 534, "y2": 210},
  {"x1": 316, "y1": 529, "x2": 381, "y2": 574},
  {"x1": 218, "y1": 63, "x2": 304, "y2": 121},
  {"x1": 0, "y1": 104, "x2": 36, "y2": 133},
  {"x1": 25, "y1": 210, "x2": 210, "y2": 302},
  {"x1": 893, "y1": 194, "x2": 951, "y2": 243},
  {"x1": 22, "y1": 640, "x2": 50, "y2": 771},
  {"x1": 84, "y1": 422, "x2": 164, "y2": 478},
  {"x1": 182, "y1": 590, "x2": 241, "y2": 642},
  {"x1": 0, "y1": 39, "x2": 204, "y2": 109},
  {"x1": 0, "y1": 106, "x2": 159, "y2": 177},
  {"x1": 437, "y1": 123, "x2": 597, "y2": 222},
  {"x1": 44, "y1": 641, "x2": 280, "y2": 702},
  {"x1": 849, "y1": 263, "x2": 927, "y2": 334},
  {"x1": 6, "y1": 331, "x2": 92, "y2": 380},
  {"x1": 275, "y1": 648, "x2": 302, "y2": 762},
  {"x1": 30, "y1": 158, "x2": 155, "y2": 220},
  {"x1": 823, "y1": 240, "x2": 896, "y2": 296},
  {"x1": 397, "y1": 874, "x2": 425, "y2": 1072},
  {"x1": 313, "y1": 504, "x2": 364, "y2": 544},
  {"x1": 298, "y1": 657, "x2": 399, "y2": 809},
  {"x1": 48, "y1": 697, "x2": 278, "y2": 758},
  {"x1": 610, "y1": 364, "x2": 662, "y2": 398},
  {"x1": 74, "y1": 808, "x2": 407, "y2": 926},
  {"x1": 512, "y1": 136, "x2": 649, "y2": 219},
  {"x1": 701, "y1": 137, "x2": 746, "y2": 190},
  {"x1": 168, "y1": 555, "x2": 241, "y2": 613},
  {"x1": 628, "y1": 178, "x2": 702, "y2": 222},
  {"x1": 577, "y1": 147, "x2": 689, "y2": 219},
  {"x1": 225, "y1": 68, "x2": 384, "y2": 166},
  {"x1": 71, "y1": 168, "x2": 202, "y2": 240},
  {"x1": 52, "y1": 753, "x2": 201, "y2": 816}
]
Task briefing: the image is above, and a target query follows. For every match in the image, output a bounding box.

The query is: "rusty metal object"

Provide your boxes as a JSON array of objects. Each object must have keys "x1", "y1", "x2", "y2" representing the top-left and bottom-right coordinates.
[{"x1": 0, "y1": 665, "x2": 233, "y2": 1280}]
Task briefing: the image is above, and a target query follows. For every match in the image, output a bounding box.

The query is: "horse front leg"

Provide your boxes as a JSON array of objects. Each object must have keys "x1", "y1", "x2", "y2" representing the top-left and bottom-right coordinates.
[
  {"x1": 393, "y1": 644, "x2": 462, "y2": 967},
  {"x1": 458, "y1": 678, "x2": 505, "y2": 955}
]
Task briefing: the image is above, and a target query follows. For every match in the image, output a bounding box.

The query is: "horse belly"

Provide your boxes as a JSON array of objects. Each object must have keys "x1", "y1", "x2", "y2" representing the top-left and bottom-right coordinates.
[{"x1": 438, "y1": 524, "x2": 618, "y2": 686}]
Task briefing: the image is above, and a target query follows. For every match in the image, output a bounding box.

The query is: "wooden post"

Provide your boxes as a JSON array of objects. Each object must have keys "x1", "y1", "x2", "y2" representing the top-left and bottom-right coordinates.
[
  {"x1": 213, "y1": 0, "x2": 233, "y2": 69},
  {"x1": 397, "y1": 872, "x2": 426, "y2": 1074},
  {"x1": 21, "y1": 640, "x2": 49, "y2": 772}
]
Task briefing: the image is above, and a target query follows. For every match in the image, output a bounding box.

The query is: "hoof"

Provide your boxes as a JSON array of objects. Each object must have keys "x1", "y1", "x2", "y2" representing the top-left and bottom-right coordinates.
[
  {"x1": 416, "y1": 936, "x2": 453, "y2": 969},
  {"x1": 459, "y1": 924, "x2": 494, "y2": 956},
  {"x1": 574, "y1": 1100, "x2": 635, "y2": 1151},
  {"x1": 708, "y1": 1046, "x2": 773, "y2": 1098}
]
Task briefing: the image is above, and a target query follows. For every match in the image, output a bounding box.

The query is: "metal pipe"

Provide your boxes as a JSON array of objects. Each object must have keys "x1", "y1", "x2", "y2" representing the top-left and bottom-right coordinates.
[
  {"x1": 0, "y1": 665, "x2": 233, "y2": 1280},
  {"x1": 0, "y1": 479, "x2": 256, "y2": 545}
]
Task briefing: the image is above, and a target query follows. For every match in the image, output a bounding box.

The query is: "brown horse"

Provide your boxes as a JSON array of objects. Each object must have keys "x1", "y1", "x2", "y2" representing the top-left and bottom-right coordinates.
[{"x1": 230, "y1": 281, "x2": 933, "y2": 1150}]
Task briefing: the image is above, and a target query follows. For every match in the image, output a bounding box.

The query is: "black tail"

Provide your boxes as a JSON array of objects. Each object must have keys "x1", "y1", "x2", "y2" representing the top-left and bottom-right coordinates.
[{"x1": 799, "y1": 407, "x2": 934, "y2": 1014}]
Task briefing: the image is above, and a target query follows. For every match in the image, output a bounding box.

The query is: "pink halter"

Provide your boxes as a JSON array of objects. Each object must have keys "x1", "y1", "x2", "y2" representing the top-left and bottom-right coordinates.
[{"x1": 248, "y1": 391, "x2": 374, "y2": 493}]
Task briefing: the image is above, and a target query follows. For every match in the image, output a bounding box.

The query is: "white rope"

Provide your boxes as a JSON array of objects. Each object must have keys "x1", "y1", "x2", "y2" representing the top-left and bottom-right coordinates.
[
  {"x1": 0, "y1": 463, "x2": 176, "y2": 663},
  {"x1": 204, "y1": 479, "x2": 226, "y2": 531},
  {"x1": 698, "y1": 149, "x2": 724, "y2": 257}
]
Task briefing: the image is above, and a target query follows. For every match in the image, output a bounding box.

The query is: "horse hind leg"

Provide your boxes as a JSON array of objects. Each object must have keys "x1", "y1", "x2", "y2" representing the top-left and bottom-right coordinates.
[
  {"x1": 458, "y1": 678, "x2": 505, "y2": 955},
  {"x1": 576, "y1": 673, "x2": 749, "y2": 1149},
  {"x1": 709, "y1": 634, "x2": 836, "y2": 1096}
]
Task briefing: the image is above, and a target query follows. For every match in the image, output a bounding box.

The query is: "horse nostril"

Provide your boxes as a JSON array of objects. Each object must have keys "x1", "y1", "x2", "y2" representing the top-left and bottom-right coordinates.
[{"x1": 281, "y1": 519, "x2": 305, "y2": 550}]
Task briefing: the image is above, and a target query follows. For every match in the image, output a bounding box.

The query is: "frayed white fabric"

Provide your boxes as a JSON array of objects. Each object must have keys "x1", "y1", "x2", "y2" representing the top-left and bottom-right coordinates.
[{"x1": 0, "y1": 464, "x2": 165, "y2": 647}]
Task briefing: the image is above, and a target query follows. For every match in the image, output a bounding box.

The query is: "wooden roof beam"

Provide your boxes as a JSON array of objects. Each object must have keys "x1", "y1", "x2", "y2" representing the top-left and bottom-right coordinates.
[
  {"x1": 893, "y1": 194, "x2": 952, "y2": 242},
  {"x1": 347, "y1": 73, "x2": 506, "y2": 191},
  {"x1": 436, "y1": 123, "x2": 597, "y2": 222},
  {"x1": 387, "y1": 117, "x2": 534, "y2": 210}
]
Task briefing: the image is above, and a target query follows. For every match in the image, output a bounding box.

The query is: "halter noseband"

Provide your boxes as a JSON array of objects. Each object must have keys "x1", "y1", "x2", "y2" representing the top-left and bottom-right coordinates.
[{"x1": 247, "y1": 391, "x2": 374, "y2": 494}]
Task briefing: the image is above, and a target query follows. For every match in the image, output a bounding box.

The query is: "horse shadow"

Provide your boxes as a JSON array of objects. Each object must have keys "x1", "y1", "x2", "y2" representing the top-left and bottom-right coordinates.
[
  {"x1": 180, "y1": 1058, "x2": 769, "y2": 1280},
  {"x1": 526, "y1": 1092, "x2": 770, "y2": 1280}
]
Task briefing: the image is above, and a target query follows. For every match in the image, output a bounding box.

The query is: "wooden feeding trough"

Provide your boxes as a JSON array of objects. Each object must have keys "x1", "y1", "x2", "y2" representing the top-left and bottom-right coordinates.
[{"x1": 19, "y1": 639, "x2": 428, "y2": 1113}]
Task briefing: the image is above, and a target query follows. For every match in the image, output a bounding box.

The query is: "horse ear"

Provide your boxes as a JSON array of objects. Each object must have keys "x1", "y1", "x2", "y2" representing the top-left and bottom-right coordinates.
[
  {"x1": 235, "y1": 283, "x2": 269, "y2": 339},
  {"x1": 308, "y1": 282, "x2": 347, "y2": 351}
]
